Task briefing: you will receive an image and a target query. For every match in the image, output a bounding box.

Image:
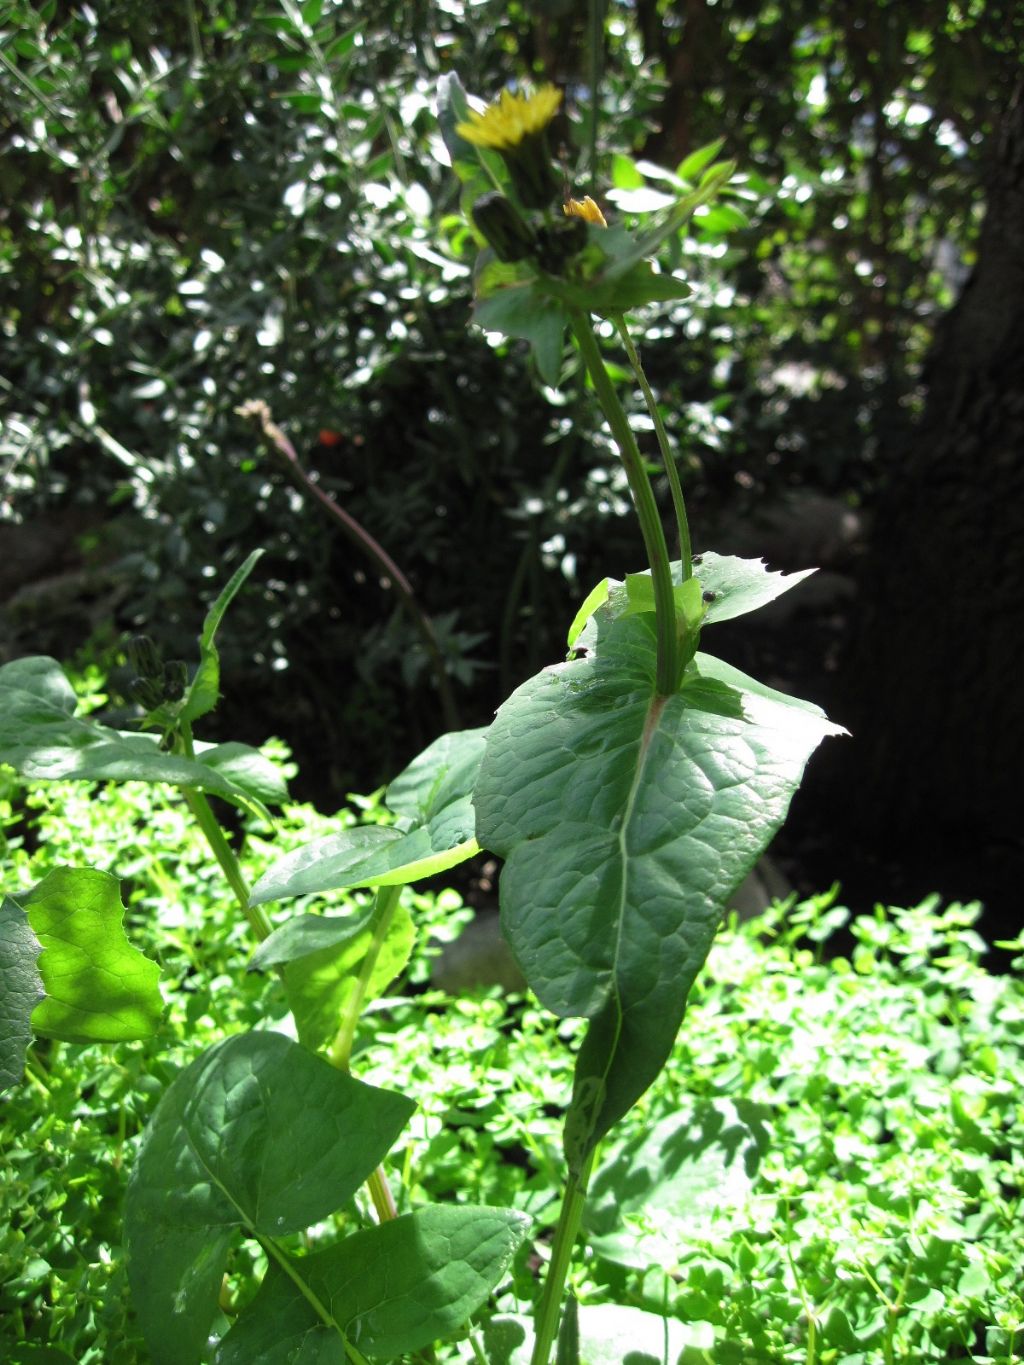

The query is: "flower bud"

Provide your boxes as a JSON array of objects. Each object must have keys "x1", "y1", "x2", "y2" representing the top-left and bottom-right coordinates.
[
  {"x1": 471, "y1": 192, "x2": 536, "y2": 263},
  {"x1": 534, "y1": 216, "x2": 589, "y2": 274}
]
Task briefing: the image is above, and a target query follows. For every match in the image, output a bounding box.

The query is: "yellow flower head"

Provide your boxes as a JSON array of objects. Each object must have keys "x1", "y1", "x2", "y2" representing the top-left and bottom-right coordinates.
[
  {"x1": 457, "y1": 84, "x2": 562, "y2": 151},
  {"x1": 563, "y1": 195, "x2": 607, "y2": 227}
]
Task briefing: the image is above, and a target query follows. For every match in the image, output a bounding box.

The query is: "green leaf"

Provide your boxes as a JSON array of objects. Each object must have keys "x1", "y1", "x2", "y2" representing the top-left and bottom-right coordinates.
[
  {"x1": 0, "y1": 657, "x2": 287, "y2": 814},
  {"x1": 474, "y1": 609, "x2": 843, "y2": 1167},
  {"x1": 692, "y1": 552, "x2": 817, "y2": 624},
  {"x1": 125, "y1": 1031, "x2": 414, "y2": 1365},
  {"x1": 250, "y1": 902, "x2": 415, "y2": 1052},
  {"x1": 587, "y1": 1097, "x2": 769, "y2": 1269},
  {"x1": 567, "y1": 579, "x2": 611, "y2": 650},
  {"x1": 0, "y1": 895, "x2": 44, "y2": 1093},
  {"x1": 483, "y1": 1306, "x2": 715, "y2": 1364},
  {"x1": 179, "y1": 549, "x2": 263, "y2": 725},
  {"x1": 677, "y1": 137, "x2": 726, "y2": 184},
  {"x1": 217, "y1": 1204, "x2": 530, "y2": 1362},
  {"x1": 250, "y1": 728, "x2": 487, "y2": 904},
  {"x1": 436, "y1": 74, "x2": 506, "y2": 196},
  {"x1": 473, "y1": 281, "x2": 568, "y2": 388},
  {"x1": 603, "y1": 164, "x2": 736, "y2": 282},
  {"x1": 23, "y1": 869, "x2": 162, "y2": 1044}
]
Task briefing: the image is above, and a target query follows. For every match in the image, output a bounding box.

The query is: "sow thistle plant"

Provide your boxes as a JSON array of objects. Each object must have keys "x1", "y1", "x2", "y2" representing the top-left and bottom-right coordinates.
[{"x1": 0, "y1": 78, "x2": 842, "y2": 1365}]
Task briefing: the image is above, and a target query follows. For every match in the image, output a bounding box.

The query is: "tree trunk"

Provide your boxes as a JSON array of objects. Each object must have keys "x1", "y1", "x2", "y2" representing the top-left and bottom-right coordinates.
[{"x1": 800, "y1": 82, "x2": 1024, "y2": 927}]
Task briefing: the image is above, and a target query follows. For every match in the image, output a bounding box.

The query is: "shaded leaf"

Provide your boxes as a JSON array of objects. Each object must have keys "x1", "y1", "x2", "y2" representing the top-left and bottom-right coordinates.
[
  {"x1": 250, "y1": 728, "x2": 486, "y2": 904},
  {"x1": 0, "y1": 657, "x2": 286, "y2": 814},
  {"x1": 473, "y1": 281, "x2": 568, "y2": 388},
  {"x1": 24, "y1": 869, "x2": 162, "y2": 1044},
  {"x1": 475, "y1": 609, "x2": 843, "y2": 1167},
  {"x1": 0, "y1": 895, "x2": 44, "y2": 1093},
  {"x1": 587, "y1": 1097, "x2": 769, "y2": 1268},
  {"x1": 250, "y1": 902, "x2": 415, "y2": 1052},
  {"x1": 218, "y1": 1204, "x2": 530, "y2": 1362},
  {"x1": 125, "y1": 1031, "x2": 414, "y2": 1365}
]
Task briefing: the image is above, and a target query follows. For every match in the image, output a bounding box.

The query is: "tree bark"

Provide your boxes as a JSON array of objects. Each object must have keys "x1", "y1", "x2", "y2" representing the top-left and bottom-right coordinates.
[{"x1": 805, "y1": 81, "x2": 1024, "y2": 921}]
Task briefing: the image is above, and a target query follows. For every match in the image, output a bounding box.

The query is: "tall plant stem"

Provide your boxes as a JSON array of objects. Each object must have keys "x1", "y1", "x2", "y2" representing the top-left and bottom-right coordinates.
[
  {"x1": 569, "y1": 311, "x2": 679, "y2": 695},
  {"x1": 613, "y1": 315, "x2": 693, "y2": 581},
  {"x1": 238, "y1": 399, "x2": 459, "y2": 732},
  {"x1": 179, "y1": 785, "x2": 272, "y2": 942},
  {"x1": 529, "y1": 1149, "x2": 596, "y2": 1365},
  {"x1": 328, "y1": 884, "x2": 403, "y2": 1072}
]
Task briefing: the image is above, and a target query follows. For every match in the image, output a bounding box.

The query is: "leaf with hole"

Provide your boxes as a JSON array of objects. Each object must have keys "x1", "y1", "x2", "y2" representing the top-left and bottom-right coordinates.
[{"x1": 23, "y1": 868, "x2": 162, "y2": 1044}]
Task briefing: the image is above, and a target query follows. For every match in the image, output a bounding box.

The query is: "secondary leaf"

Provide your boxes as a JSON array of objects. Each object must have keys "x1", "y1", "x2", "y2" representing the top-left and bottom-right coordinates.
[
  {"x1": 250, "y1": 728, "x2": 487, "y2": 904},
  {"x1": 0, "y1": 895, "x2": 44, "y2": 1093},
  {"x1": 0, "y1": 657, "x2": 287, "y2": 813},
  {"x1": 586, "y1": 1097, "x2": 769, "y2": 1269},
  {"x1": 249, "y1": 902, "x2": 415, "y2": 1052},
  {"x1": 474, "y1": 608, "x2": 843, "y2": 1168},
  {"x1": 217, "y1": 1204, "x2": 530, "y2": 1362},
  {"x1": 473, "y1": 281, "x2": 568, "y2": 387},
  {"x1": 125, "y1": 1031, "x2": 414, "y2": 1365},
  {"x1": 24, "y1": 868, "x2": 162, "y2": 1044}
]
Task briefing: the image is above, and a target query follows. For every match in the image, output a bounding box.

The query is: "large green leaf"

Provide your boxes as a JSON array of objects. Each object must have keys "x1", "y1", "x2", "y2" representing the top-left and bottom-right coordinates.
[
  {"x1": 0, "y1": 657, "x2": 287, "y2": 813},
  {"x1": 249, "y1": 901, "x2": 415, "y2": 1052},
  {"x1": 474, "y1": 609, "x2": 843, "y2": 1167},
  {"x1": 0, "y1": 895, "x2": 44, "y2": 1093},
  {"x1": 249, "y1": 728, "x2": 486, "y2": 905},
  {"x1": 586, "y1": 1097, "x2": 769, "y2": 1269},
  {"x1": 23, "y1": 868, "x2": 163, "y2": 1044},
  {"x1": 483, "y1": 1305, "x2": 715, "y2": 1364},
  {"x1": 125, "y1": 1031, "x2": 414, "y2": 1365},
  {"x1": 217, "y1": 1204, "x2": 530, "y2": 1363}
]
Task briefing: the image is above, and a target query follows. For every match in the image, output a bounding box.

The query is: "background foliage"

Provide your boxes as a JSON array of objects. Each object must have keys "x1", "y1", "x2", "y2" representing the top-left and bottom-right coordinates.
[{"x1": 2, "y1": 0, "x2": 1014, "y2": 808}]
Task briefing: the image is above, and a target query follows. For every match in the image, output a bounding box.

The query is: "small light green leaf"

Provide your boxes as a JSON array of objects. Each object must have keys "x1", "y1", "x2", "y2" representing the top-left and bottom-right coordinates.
[
  {"x1": 250, "y1": 903, "x2": 415, "y2": 1052},
  {"x1": 250, "y1": 728, "x2": 487, "y2": 903},
  {"x1": 677, "y1": 137, "x2": 726, "y2": 184},
  {"x1": 0, "y1": 895, "x2": 44, "y2": 1093},
  {"x1": 24, "y1": 869, "x2": 162, "y2": 1044},
  {"x1": 0, "y1": 657, "x2": 287, "y2": 814},
  {"x1": 566, "y1": 579, "x2": 611, "y2": 650},
  {"x1": 587, "y1": 1098, "x2": 769, "y2": 1269},
  {"x1": 126, "y1": 1031, "x2": 414, "y2": 1365},
  {"x1": 179, "y1": 549, "x2": 263, "y2": 725},
  {"x1": 217, "y1": 1204, "x2": 530, "y2": 1363},
  {"x1": 610, "y1": 152, "x2": 644, "y2": 190},
  {"x1": 475, "y1": 609, "x2": 843, "y2": 1167},
  {"x1": 693, "y1": 551, "x2": 817, "y2": 624}
]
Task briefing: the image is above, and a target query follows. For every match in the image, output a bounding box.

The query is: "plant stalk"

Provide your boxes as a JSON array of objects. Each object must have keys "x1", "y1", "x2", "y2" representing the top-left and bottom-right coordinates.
[
  {"x1": 328, "y1": 884, "x2": 403, "y2": 1071},
  {"x1": 613, "y1": 314, "x2": 692, "y2": 581},
  {"x1": 529, "y1": 1149, "x2": 596, "y2": 1365},
  {"x1": 178, "y1": 785, "x2": 272, "y2": 941},
  {"x1": 569, "y1": 311, "x2": 679, "y2": 695}
]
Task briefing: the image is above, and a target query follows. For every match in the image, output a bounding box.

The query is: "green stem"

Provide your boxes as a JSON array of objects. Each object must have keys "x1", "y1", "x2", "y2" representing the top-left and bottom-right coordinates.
[
  {"x1": 178, "y1": 785, "x2": 272, "y2": 941},
  {"x1": 529, "y1": 1149, "x2": 596, "y2": 1365},
  {"x1": 328, "y1": 885, "x2": 403, "y2": 1071},
  {"x1": 569, "y1": 310, "x2": 679, "y2": 695},
  {"x1": 613, "y1": 314, "x2": 692, "y2": 581}
]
